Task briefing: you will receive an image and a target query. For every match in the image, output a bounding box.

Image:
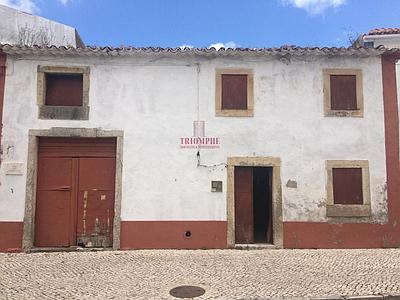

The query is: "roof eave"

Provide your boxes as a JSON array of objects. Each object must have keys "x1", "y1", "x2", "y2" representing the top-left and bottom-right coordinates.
[{"x1": 0, "y1": 44, "x2": 389, "y2": 58}]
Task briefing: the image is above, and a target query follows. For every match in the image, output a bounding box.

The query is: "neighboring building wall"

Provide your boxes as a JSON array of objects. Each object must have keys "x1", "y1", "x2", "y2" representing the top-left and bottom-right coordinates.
[
  {"x1": 362, "y1": 28, "x2": 400, "y2": 49},
  {"x1": 0, "y1": 4, "x2": 82, "y2": 47},
  {"x1": 0, "y1": 52, "x2": 390, "y2": 250},
  {"x1": 362, "y1": 29, "x2": 400, "y2": 123},
  {"x1": 363, "y1": 35, "x2": 400, "y2": 49},
  {"x1": 0, "y1": 52, "x2": 22, "y2": 251}
]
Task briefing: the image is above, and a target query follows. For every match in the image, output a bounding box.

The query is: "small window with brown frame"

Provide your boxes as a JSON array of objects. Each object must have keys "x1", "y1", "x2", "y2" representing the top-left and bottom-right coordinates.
[
  {"x1": 326, "y1": 160, "x2": 371, "y2": 218},
  {"x1": 216, "y1": 69, "x2": 254, "y2": 117},
  {"x1": 37, "y1": 66, "x2": 90, "y2": 120},
  {"x1": 323, "y1": 69, "x2": 363, "y2": 117}
]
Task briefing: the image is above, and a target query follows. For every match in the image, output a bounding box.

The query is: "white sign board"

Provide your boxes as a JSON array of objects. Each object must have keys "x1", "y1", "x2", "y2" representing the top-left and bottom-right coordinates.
[{"x1": 4, "y1": 162, "x2": 24, "y2": 175}]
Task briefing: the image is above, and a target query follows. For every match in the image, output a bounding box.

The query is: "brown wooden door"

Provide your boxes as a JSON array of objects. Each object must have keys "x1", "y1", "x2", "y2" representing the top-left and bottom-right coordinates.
[
  {"x1": 76, "y1": 158, "x2": 116, "y2": 247},
  {"x1": 35, "y1": 158, "x2": 76, "y2": 247},
  {"x1": 234, "y1": 166, "x2": 253, "y2": 244},
  {"x1": 35, "y1": 138, "x2": 116, "y2": 248}
]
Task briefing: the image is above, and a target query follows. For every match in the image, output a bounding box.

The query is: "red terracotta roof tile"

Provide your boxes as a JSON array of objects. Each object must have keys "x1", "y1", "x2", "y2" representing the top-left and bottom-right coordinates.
[{"x1": 368, "y1": 28, "x2": 400, "y2": 36}]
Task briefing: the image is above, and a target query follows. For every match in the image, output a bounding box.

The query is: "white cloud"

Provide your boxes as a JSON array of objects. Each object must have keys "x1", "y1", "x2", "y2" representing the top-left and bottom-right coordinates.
[
  {"x1": 0, "y1": 0, "x2": 39, "y2": 13},
  {"x1": 179, "y1": 44, "x2": 194, "y2": 50},
  {"x1": 282, "y1": 0, "x2": 346, "y2": 14},
  {"x1": 208, "y1": 41, "x2": 238, "y2": 50},
  {"x1": 58, "y1": 0, "x2": 71, "y2": 5}
]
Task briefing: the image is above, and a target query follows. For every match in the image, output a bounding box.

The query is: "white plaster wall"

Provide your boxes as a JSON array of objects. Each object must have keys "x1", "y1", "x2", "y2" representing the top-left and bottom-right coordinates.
[
  {"x1": 0, "y1": 4, "x2": 78, "y2": 47},
  {"x1": 0, "y1": 54, "x2": 387, "y2": 223}
]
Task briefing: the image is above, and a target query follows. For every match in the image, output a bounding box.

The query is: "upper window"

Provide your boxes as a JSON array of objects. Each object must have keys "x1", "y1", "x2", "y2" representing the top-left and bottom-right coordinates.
[
  {"x1": 326, "y1": 160, "x2": 371, "y2": 218},
  {"x1": 45, "y1": 73, "x2": 83, "y2": 106},
  {"x1": 215, "y1": 69, "x2": 253, "y2": 117},
  {"x1": 323, "y1": 69, "x2": 363, "y2": 118},
  {"x1": 37, "y1": 66, "x2": 90, "y2": 120}
]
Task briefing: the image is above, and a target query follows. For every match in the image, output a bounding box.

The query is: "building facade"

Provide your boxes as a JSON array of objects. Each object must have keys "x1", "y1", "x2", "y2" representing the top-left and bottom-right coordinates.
[{"x1": 0, "y1": 45, "x2": 400, "y2": 252}]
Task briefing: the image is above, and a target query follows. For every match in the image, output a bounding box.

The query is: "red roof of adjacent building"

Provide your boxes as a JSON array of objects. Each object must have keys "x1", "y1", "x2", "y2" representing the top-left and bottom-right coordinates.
[{"x1": 368, "y1": 28, "x2": 400, "y2": 36}]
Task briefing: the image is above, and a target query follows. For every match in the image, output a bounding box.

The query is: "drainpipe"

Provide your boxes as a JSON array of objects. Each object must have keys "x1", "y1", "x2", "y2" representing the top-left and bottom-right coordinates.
[{"x1": 0, "y1": 51, "x2": 6, "y2": 165}]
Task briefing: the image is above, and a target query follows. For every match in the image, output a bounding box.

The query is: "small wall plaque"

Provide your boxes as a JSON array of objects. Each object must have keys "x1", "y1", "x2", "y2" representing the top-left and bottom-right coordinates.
[
  {"x1": 5, "y1": 162, "x2": 24, "y2": 175},
  {"x1": 286, "y1": 179, "x2": 298, "y2": 188},
  {"x1": 211, "y1": 181, "x2": 223, "y2": 192}
]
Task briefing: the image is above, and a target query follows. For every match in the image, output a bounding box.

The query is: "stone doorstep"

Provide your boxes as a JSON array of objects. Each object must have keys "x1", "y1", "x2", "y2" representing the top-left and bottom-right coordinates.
[
  {"x1": 242, "y1": 295, "x2": 400, "y2": 300},
  {"x1": 234, "y1": 244, "x2": 278, "y2": 250}
]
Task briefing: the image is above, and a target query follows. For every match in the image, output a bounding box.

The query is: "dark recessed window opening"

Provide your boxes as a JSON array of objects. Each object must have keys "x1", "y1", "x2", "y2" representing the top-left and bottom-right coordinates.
[
  {"x1": 364, "y1": 41, "x2": 374, "y2": 48},
  {"x1": 45, "y1": 73, "x2": 83, "y2": 106},
  {"x1": 330, "y1": 74, "x2": 357, "y2": 110},
  {"x1": 221, "y1": 74, "x2": 247, "y2": 110},
  {"x1": 332, "y1": 168, "x2": 363, "y2": 205}
]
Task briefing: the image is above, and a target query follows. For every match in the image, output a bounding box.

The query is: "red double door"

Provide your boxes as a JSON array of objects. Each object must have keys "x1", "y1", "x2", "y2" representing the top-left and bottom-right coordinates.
[{"x1": 34, "y1": 138, "x2": 116, "y2": 248}]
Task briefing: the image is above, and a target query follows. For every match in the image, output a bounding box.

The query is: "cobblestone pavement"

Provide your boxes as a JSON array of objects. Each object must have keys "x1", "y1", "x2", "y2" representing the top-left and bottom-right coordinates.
[{"x1": 1, "y1": 249, "x2": 400, "y2": 300}]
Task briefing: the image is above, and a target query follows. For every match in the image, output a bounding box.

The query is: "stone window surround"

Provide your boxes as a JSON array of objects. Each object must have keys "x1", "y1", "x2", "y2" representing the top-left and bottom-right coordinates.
[
  {"x1": 215, "y1": 68, "x2": 254, "y2": 117},
  {"x1": 323, "y1": 68, "x2": 364, "y2": 118},
  {"x1": 326, "y1": 160, "x2": 371, "y2": 218},
  {"x1": 226, "y1": 157, "x2": 283, "y2": 248},
  {"x1": 37, "y1": 66, "x2": 90, "y2": 120},
  {"x1": 22, "y1": 128, "x2": 124, "y2": 251}
]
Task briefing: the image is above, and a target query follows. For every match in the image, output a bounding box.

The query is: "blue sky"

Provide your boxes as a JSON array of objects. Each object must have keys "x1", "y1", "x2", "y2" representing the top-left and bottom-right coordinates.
[{"x1": 2, "y1": 0, "x2": 400, "y2": 48}]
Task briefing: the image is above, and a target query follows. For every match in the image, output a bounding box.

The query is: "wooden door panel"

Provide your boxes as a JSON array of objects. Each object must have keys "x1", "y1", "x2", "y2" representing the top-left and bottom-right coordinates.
[
  {"x1": 76, "y1": 190, "x2": 114, "y2": 247},
  {"x1": 78, "y1": 158, "x2": 116, "y2": 189},
  {"x1": 35, "y1": 191, "x2": 72, "y2": 247},
  {"x1": 76, "y1": 158, "x2": 116, "y2": 247},
  {"x1": 234, "y1": 167, "x2": 253, "y2": 244},
  {"x1": 37, "y1": 157, "x2": 73, "y2": 189},
  {"x1": 35, "y1": 158, "x2": 73, "y2": 247}
]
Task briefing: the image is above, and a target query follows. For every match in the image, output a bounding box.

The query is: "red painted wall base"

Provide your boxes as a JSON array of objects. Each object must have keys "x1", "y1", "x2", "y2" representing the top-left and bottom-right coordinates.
[
  {"x1": 1, "y1": 220, "x2": 400, "y2": 251},
  {"x1": 0, "y1": 222, "x2": 23, "y2": 252},
  {"x1": 120, "y1": 221, "x2": 227, "y2": 249},
  {"x1": 283, "y1": 222, "x2": 400, "y2": 249}
]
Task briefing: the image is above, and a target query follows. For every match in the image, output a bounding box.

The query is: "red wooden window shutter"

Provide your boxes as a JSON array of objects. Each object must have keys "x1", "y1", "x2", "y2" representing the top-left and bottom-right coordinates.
[
  {"x1": 45, "y1": 73, "x2": 83, "y2": 106},
  {"x1": 332, "y1": 168, "x2": 363, "y2": 205},
  {"x1": 330, "y1": 75, "x2": 357, "y2": 110},
  {"x1": 221, "y1": 74, "x2": 248, "y2": 110}
]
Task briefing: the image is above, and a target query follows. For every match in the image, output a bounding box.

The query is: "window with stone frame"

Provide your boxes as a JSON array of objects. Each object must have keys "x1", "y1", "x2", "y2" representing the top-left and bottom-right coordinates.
[
  {"x1": 332, "y1": 168, "x2": 363, "y2": 205},
  {"x1": 37, "y1": 66, "x2": 90, "y2": 120},
  {"x1": 215, "y1": 69, "x2": 254, "y2": 117},
  {"x1": 326, "y1": 160, "x2": 371, "y2": 218},
  {"x1": 323, "y1": 69, "x2": 363, "y2": 117}
]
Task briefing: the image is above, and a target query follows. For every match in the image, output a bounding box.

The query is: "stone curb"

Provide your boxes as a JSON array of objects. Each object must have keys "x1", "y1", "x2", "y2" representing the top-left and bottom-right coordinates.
[{"x1": 241, "y1": 295, "x2": 400, "y2": 300}]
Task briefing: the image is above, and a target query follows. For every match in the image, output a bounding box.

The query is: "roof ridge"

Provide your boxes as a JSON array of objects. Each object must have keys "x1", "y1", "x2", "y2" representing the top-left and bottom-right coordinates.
[{"x1": 0, "y1": 43, "x2": 392, "y2": 57}]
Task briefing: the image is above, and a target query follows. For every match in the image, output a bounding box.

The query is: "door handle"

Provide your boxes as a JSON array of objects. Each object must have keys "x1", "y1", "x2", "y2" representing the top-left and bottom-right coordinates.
[{"x1": 50, "y1": 186, "x2": 71, "y2": 191}]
